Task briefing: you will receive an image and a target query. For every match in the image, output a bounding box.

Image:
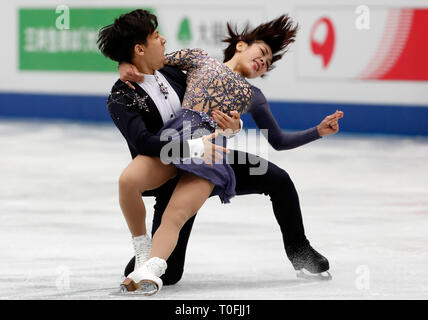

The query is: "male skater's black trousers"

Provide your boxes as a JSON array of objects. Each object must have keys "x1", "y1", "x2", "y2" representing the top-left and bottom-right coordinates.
[{"x1": 126, "y1": 150, "x2": 309, "y2": 285}]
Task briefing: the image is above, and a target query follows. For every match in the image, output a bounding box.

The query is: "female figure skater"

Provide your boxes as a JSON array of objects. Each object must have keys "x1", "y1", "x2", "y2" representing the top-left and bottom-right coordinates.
[{"x1": 99, "y1": 11, "x2": 304, "y2": 295}]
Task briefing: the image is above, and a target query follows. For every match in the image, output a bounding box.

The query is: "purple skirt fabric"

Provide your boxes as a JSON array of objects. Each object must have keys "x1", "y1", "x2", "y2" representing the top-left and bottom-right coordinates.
[{"x1": 156, "y1": 108, "x2": 236, "y2": 203}]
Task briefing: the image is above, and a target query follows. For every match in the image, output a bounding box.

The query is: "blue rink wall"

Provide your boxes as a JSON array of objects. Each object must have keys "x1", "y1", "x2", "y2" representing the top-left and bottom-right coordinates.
[{"x1": 0, "y1": 92, "x2": 428, "y2": 136}]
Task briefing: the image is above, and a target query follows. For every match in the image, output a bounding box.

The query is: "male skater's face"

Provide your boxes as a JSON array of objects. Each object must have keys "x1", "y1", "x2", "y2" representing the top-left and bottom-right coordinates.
[{"x1": 136, "y1": 29, "x2": 167, "y2": 71}]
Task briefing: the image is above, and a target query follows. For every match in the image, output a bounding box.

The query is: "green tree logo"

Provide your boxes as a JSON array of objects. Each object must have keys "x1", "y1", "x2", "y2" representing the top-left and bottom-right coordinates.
[{"x1": 177, "y1": 17, "x2": 192, "y2": 45}]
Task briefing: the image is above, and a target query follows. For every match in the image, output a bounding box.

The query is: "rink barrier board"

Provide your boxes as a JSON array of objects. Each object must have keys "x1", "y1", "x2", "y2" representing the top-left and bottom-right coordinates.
[{"x1": 0, "y1": 92, "x2": 427, "y2": 136}]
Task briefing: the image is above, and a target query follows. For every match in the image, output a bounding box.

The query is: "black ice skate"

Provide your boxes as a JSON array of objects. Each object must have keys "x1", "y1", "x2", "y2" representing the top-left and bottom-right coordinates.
[{"x1": 286, "y1": 243, "x2": 332, "y2": 281}]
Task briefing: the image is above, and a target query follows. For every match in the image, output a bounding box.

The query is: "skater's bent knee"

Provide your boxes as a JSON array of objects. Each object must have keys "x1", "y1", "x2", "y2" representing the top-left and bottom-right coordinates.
[
  {"x1": 263, "y1": 167, "x2": 295, "y2": 195},
  {"x1": 279, "y1": 168, "x2": 291, "y2": 181},
  {"x1": 119, "y1": 172, "x2": 136, "y2": 190},
  {"x1": 270, "y1": 167, "x2": 292, "y2": 185},
  {"x1": 119, "y1": 171, "x2": 148, "y2": 193}
]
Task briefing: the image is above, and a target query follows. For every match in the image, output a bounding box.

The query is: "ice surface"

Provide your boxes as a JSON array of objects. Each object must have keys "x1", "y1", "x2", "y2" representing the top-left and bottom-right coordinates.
[{"x1": 0, "y1": 119, "x2": 427, "y2": 300}]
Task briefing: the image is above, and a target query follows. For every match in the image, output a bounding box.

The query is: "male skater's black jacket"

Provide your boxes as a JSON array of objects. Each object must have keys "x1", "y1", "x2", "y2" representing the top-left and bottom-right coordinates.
[
  {"x1": 108, "y1": 66, "x2": 189, "y2": 161},
  {"x1": 107, "y1": 65, "x2": 321, "y2": 165}
]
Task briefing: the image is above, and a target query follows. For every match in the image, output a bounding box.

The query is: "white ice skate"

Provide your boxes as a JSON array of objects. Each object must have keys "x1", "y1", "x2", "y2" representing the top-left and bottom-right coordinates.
[{"x1": 120, "y1": 257, "x2": 167, "y2": 295}]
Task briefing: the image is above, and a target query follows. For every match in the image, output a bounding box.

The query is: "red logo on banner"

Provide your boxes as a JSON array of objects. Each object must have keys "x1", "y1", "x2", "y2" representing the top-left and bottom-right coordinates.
[
  {"x1": 359, "y1": 9, "x2": 428, "y2": 81},
  {"x1": 310, "y1": 17, "x2": 335, "y2": 68}
]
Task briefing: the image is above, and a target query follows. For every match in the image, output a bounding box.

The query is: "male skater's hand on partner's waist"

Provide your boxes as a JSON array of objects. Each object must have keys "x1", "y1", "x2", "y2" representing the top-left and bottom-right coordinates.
[{"x1": 201, "y1": 131, "x2": 229, "y2": 166}]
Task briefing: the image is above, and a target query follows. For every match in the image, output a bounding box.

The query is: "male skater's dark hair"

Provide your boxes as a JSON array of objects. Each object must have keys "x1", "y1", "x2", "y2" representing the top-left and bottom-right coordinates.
[
  {"x1": 222, "y1": 14, "x2": 298, "y2": 72},
  {"x1": 97, "y1": 9, "x2": 158, "y2": 63}
]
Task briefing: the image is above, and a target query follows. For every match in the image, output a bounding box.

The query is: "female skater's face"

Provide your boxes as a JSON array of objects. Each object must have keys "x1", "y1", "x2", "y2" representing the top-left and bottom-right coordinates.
[{"x1": 236, "y1": 41, "x2": 273, "y2": 79}]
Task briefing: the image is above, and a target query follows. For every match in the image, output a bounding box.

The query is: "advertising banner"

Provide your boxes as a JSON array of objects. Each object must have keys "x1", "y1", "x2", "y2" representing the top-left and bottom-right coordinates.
[
  {"x1": 19, "y1": 8, "x2": 149, "y2": 71},
  {"x1": 296, "y1": 7, "x2": 428, "y2": 81}
]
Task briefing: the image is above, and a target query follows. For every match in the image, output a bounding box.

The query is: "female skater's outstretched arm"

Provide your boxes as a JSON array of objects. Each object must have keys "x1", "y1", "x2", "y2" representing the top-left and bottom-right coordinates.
[{"x1": 248, "y1": 86, "x2": 343, "y2": 150}]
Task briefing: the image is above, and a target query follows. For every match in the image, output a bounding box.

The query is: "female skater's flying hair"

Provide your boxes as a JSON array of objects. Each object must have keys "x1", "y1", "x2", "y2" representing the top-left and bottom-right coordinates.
[{"x1": 222, "y1": 14, "x2": 298, "y2": 73}]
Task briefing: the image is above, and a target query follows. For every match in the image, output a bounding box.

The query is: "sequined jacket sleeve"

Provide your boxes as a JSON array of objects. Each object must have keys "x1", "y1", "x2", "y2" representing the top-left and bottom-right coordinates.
[
  {"x1": 107, "y1": 81, "x2": 190, "y2": 159},
  {"x1": 164, "y1": 48, "x2": 208, "y2": 71},
  {"x1": 248, "y1": 86, "x2": 322, "y2": 150}
]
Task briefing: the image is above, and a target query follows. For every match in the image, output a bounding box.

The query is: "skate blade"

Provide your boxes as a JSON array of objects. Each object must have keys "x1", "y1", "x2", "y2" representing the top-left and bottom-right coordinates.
[
  {"x1": 296, "y1": 269, "x2": 332, "y2": 281},
  {"x1": 119, "y1": 279, "x2": 158, "y2": 296},
  {"x1": 120, "y1": 278, "x2": 140, "y2": 293},
  {"x1": 138, "y1": 281, "x2": 158, "y2": 296}
]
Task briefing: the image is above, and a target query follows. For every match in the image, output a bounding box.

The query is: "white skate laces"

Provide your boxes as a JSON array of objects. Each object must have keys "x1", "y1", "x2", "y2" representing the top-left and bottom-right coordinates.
[
  {"x1": 143, "y1": 257, "x2": 167, "y2": 277},
  {"x1": 132, "y1": 234, "x2": 152, "y2": 269}
]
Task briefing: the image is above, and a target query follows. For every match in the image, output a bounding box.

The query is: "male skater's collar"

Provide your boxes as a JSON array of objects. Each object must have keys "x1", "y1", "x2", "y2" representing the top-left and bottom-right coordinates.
[
  {"x1": 138, "y1": 70, "x2": 160, "y2": 83},
  {"x1": 139, "y1": 70, "x2": 169, "y2": 100}
]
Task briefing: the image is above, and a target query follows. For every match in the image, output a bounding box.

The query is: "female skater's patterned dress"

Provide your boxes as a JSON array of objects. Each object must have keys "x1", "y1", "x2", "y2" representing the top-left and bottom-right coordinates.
[{"x1": 158, "y1": 48, "x2": 253, "y2": 203}]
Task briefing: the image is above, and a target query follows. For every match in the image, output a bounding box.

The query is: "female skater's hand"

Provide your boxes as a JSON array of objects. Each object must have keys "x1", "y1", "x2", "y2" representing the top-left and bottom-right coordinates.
[
  {"x1": 317, "y1": 110, "x2": 344, "y2": 137},
  {"x1": 118, "y1": 63, "x2": 144, "y2": 89},
  {"x1": 212, "y1": 110, "x2": 241, "y2": 136},
  {"x1": 201, "y1": 131, "x2": 230, "y2": 166}
]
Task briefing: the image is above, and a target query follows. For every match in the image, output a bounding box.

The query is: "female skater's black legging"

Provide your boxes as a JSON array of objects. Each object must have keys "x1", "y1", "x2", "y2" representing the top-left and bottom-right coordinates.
[{"x1": 124, "y1": 150, "x2": 309, "y2": 285}]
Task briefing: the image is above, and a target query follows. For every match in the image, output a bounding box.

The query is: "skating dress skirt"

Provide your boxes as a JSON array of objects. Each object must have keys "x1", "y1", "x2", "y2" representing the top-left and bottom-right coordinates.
[{"x1": 157, "y1": 108, "x2": 235, "y2": 203}]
